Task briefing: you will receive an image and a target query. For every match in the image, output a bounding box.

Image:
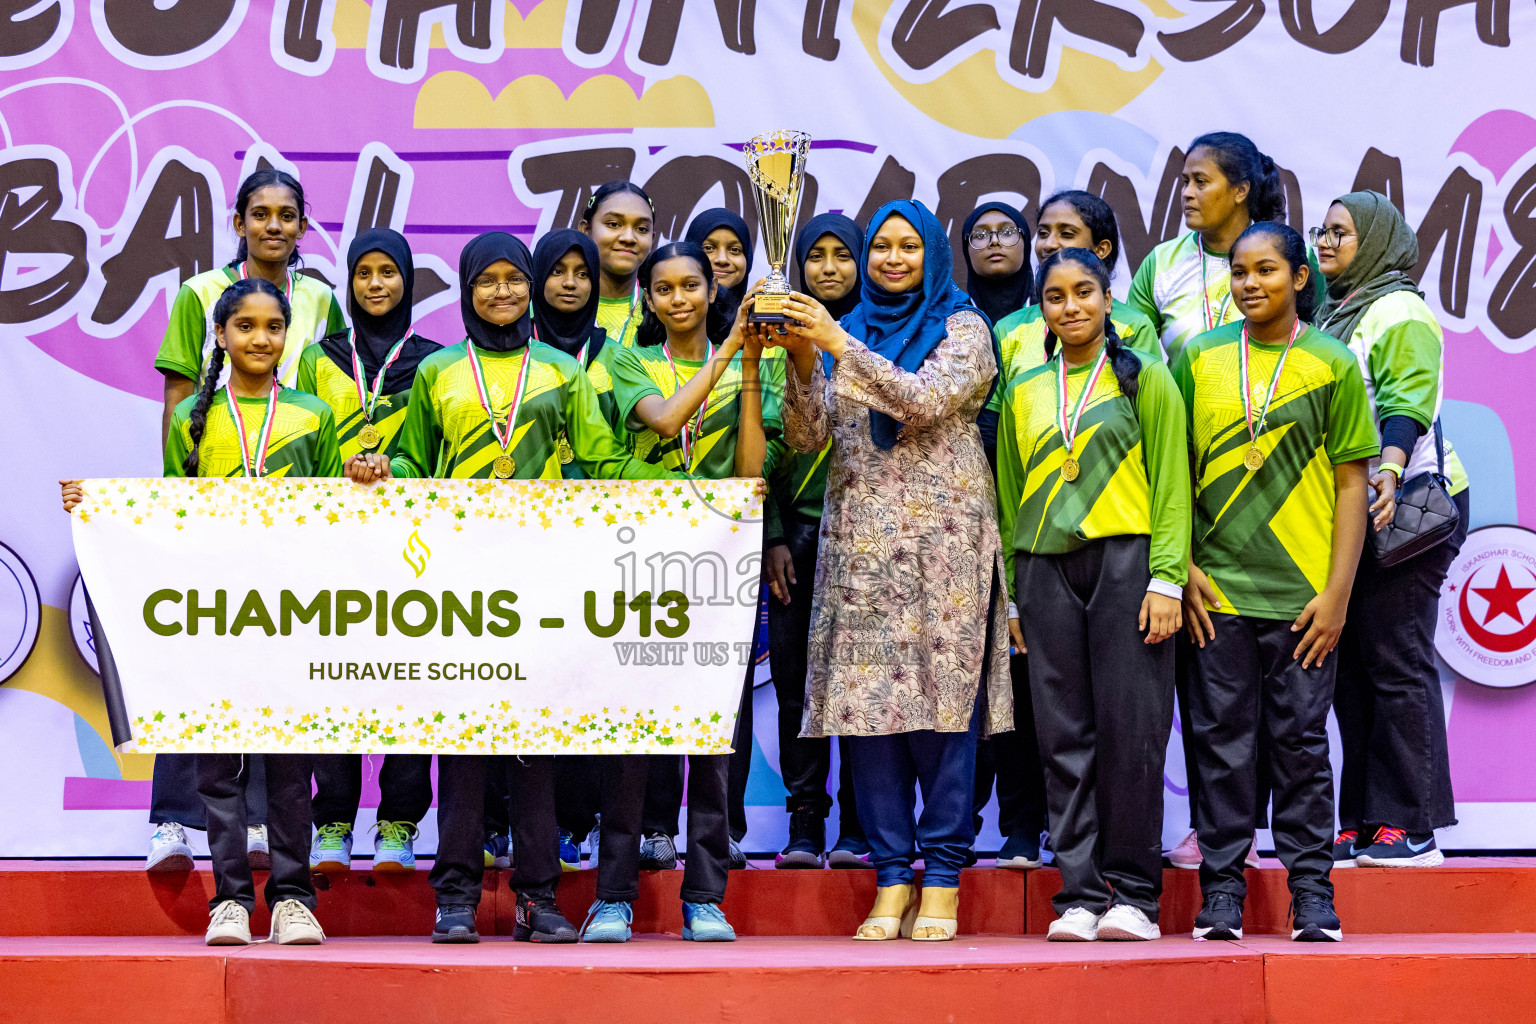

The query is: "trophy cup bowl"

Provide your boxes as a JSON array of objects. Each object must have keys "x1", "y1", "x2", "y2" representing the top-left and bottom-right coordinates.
[{"x1": 743, "y1": 130, "x2": 811, "y2": 324}]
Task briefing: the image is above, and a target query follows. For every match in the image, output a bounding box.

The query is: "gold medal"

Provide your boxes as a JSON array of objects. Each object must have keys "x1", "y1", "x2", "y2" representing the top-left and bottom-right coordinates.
[
  {"x1": 492, "y1": 454, "x2": 515, "y2": 479},
  {"x1": 1061, "y1": 456, "x2": 1080, "y2": 483},
  {"x1": 557, "y1": 434, "x2": 575, "y2": 465},
  {"x1": 1244, "y1": 446, "x2": 1265, "y2": 472},
  {"x1": 358, "y1": 422, "x2": 381, "y2": 450}
]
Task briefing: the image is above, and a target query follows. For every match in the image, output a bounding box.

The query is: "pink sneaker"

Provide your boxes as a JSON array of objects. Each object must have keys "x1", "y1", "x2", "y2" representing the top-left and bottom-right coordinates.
[
  {"x1": 1167, "y1": 829, "x2": 1201, "y2": 869},
  {"x1": 1245, "y1": 838, "x2": 1261, "y2": 869}
]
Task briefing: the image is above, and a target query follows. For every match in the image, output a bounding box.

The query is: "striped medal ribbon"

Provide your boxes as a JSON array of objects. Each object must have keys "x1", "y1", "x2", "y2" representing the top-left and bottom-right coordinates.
[
  {"x1": 1054, "y1": 344, "x2": 1111, "y2": 483},
  {"x1": 349, "y1": 329, "x2": 412, "y2": 451},
  {"x1": 224, "y1": 382, "x2": 282, "y2": 477},
  {"x1": 465, "y1": 340, "x2": 533, "y2": 479},
  {"x1": 1238, "y1": 318, "x2": 1302, "y2": 472}
]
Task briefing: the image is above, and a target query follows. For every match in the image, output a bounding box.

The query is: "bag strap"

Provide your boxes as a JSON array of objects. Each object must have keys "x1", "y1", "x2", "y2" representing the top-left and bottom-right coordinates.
[{"x1": 1432, "y1": 418, "x2": 1446, "y2": 477}]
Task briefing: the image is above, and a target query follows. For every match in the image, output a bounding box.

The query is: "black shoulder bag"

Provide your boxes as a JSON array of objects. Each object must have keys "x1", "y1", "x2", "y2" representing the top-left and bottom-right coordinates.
[{"x1": 1370, "y1": 419, "x2": 1460, "y2": 568}]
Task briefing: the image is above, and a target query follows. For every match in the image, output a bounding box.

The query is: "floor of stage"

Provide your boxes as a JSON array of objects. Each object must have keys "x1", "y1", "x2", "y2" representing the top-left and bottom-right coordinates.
[{"x1": 4, "y1": 860, "x2": 1535, "y2": 1023}]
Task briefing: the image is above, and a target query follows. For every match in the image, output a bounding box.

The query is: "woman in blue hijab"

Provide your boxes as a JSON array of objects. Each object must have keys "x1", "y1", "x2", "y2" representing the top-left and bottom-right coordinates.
[{"x1": 772, "y1": 200, "x2": 1012, "y2": 942}]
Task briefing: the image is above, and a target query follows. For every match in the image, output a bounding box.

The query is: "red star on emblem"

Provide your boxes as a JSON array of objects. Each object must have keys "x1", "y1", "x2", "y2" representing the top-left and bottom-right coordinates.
[{"x1": 1473, "y1": 566, "x2": 1534, "y2": 627}]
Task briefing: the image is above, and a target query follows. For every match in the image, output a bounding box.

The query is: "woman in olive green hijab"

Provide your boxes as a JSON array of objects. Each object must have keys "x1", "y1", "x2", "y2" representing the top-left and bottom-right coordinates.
[{"x1": 1314, "y1": 191, "x2": 1471, "y2": 869}]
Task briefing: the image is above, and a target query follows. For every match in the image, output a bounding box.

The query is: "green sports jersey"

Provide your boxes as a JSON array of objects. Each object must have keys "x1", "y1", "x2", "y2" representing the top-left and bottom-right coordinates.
[
  {"x1": 1327, "y1": 290, "x2": 1469, "y2": 495},
  {"x1": 1171, "y1": 321, "x2": 1380, "y2": 620},
  {"x1": 388, "y1": 340, "x2": 667, "y2": 481},
  {"x1": 596, "y1": 292, "x2": 643, "y2": 348},
  {"x1": 154, "y1": 266, "x2": 346, "y2": 388},
  {"x1": 764, "y1": 442, "x2": 830, "y2": 542},
  {"x1": 164, "y1": 386, "x2": 342, "y2": 479},
  {"x1": 996, "y1": 348, "x2": 1191, "y2": 593},
  {"x1": 295, "y1": 337, "x2": 438, "y2": 461},
  {"x1": 561, "y1": 341, "x2": 627, "y2": 480},
  {"x1": 985, "y1": 299, "x2": 1163, "y2": 413},
  {"x1": 610, "y1": 344, "x2": 784, "y2": 480}
]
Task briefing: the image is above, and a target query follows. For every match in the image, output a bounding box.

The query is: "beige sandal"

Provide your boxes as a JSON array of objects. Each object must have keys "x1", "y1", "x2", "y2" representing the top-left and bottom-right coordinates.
[
  {"x1": 854, "y1": 884, "x2": 919, "y2": 940},
  {"x1": 910, "y1": 885, "x2": 959, "y2": 941}
]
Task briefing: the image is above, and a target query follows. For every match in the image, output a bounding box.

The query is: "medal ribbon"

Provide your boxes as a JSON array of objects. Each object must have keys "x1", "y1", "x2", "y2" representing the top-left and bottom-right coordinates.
[
  {"x1": 1055, "y1": 344, "x2": 1111, "y2": 459},
  {"x1": 238, "y1": 261, "x2": 294, "y2": 300},
  {"x1": 225, "y1": 382, "x2": 282, "y2": 477},
  {"x1": 1239, "y1": 318, "x2": 1303, "y2": 446},
  {"x1": 1196, "y1": 234, "x2": 1233, "y2": 332},
  {"x1": 465, "y1": 340, "x2": 533, "y2": 457},
  {"x1": 349, "y1": 328, "x2": 413, "y2": 422},
  {"x1": 662, "y1": 341, "x2": 716, "y2": 472}
]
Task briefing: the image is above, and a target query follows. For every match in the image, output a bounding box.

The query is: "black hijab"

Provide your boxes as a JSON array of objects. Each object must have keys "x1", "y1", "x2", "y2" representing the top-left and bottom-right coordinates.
[
  {"x1": 960, "y1": 201, "x2": 1033, "y2": 327},
  {"x1": 794, "y1": 213, "x2": 864, "y2": 322},
  {"x1": 318, "y1": 228, "x2": 435, "y2": 392},
  {"x1": 459, "y1": 231, "x2": 534, "y2": 352},
  {"x1": 531, "y1": 229, "x2": 606, "y2": 364},
  {"x1": 684, "y1": 208, "x2": 755, "y2": 312}
]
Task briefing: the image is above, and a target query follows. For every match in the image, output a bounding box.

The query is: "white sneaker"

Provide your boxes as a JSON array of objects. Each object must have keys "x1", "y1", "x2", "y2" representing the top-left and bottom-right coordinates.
[
  {"x1": 1167, "y1": 829, "x2": 1201, "y2": 869},
  {"x1": 1047, "y1": 906, "x2": 1101, "y2": 941},
  {"x1": 147, "y1": 822, "x2": 194, "y2": 872},
  {"x1": 247, "y1": 825, "x2": 270, "y2": 870},
  {"x1": 206, "y1": 900, "x2": 251, "y2": 945},
  {"x1": 270, "y1": 899, "x2": 325, "y2": 945},
  {"x1": 1097, "y1": 903, "x2": 1161, "y2": 941},
  {"x1": 586, "y1": 823, "x2": 602, "y2": 872},
  {"x1": 310, "y1": 823, "x2": 354, "y2": 872}
]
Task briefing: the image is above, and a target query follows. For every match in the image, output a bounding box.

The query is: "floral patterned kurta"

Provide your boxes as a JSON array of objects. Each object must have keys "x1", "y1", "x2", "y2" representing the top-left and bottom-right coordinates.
[{"x1": 784, "y1": 310, "x2": 1013, "y2": 738}]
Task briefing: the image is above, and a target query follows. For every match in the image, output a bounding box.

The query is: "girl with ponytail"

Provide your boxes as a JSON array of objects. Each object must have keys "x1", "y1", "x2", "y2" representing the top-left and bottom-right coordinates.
[
  {"x1": 155, "y1": 168, "x2": 345, "y2": 447},
  {"x1": 996, "y1": 247, "x2": 1190, "y2": 943},
  {"x1": 167, "y1": 275, "x2": 338, "y2": 946}
]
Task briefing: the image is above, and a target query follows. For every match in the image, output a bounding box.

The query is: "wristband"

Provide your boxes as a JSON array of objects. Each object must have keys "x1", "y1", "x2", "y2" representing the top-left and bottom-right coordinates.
[
  {"x1": 1007, "y1": 602, "x2": 1018, "y2": 620},
  {"x1": 1377, "y1": 461, "x2": 1404, "y2": 481},
  {"x1": 1146, "y1": 578, "x2": 1184, "y2": 601}
]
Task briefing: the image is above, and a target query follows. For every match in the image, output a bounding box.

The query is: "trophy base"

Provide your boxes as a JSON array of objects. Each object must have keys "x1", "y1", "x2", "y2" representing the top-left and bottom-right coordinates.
[{"x1": 747, "y1": 291, "x2": 790, "y2": 325}]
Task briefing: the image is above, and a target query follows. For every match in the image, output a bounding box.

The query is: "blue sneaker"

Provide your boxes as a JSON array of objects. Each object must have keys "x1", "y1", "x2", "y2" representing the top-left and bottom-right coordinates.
[
  {"x1": 585, "y1": 823, "x2": 601, "y2": 872},
  {"x1": 681, "y1": 901, "x2": 736, "y2": 942},
  {"x1": 580, "y1": 900, "x2": 633, "y2": 943},
  {"x1": 996, "y1": 832, "x2": 1042, "y2": 870},
  {"x1": 310, "y1": 822, "x2": 353, "y2": 872},
  {"x1": 372, "y1": 821, "x2": 417, "y2": 873},
  {"x1": 484, "y1": 832, "x2": 511, "y2": 870},
  {"x1": 431, "y1": 904, "x2": 480, "y2": 943},
  {"x1": 827, "y1": 834, "x2": 873, "y2": 869},
  {"x1": 559, "y1": 829, "x2": 580, "y2": 872}
]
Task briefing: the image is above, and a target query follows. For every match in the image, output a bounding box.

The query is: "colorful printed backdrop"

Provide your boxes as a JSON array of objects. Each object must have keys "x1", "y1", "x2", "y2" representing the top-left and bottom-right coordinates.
[{"x1": 4, "y1": 2, "x2": 1536, "y2": 854}]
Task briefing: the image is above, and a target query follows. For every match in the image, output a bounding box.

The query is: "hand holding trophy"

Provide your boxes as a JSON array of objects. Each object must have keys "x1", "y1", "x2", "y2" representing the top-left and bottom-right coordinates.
[{"x1": 743, "y1": 130, "x2": 811, "y2": 325}]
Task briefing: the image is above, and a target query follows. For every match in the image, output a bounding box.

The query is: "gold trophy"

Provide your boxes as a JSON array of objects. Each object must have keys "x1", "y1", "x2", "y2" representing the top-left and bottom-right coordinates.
[{"x1": 743, "y1": 130, "x2": 811, "y2": 324}]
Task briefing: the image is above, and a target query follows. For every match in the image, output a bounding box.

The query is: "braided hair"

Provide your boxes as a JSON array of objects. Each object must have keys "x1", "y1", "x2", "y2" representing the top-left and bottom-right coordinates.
[
  {"x1": 229, "y1": 168, "x2": 306, "y2": 267},
  {"x1": 634, "y1": 242, "x2": 731, "y2": 347},
  {"x1": 182, "y1": 278, "x2": 292, "y2": 477},
  {"x1": 1036, "y1": 248, "x2": 1141, "y2": 402}
]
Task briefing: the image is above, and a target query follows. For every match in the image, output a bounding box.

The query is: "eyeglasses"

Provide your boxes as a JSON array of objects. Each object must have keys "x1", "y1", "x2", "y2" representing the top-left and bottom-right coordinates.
[
  {"x1": 473, "y1": 275, "x2": 530, "y2": 296},
  {"x1": 967, "y1": 227, "x2": 1021, "y2": 249},
  {"x1": 1308, "y1": 226, "x2": 1355, "y2": 249}
]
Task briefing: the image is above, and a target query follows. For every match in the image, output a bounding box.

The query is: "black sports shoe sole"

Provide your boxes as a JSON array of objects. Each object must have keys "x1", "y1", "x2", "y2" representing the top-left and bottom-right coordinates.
[
  {"x1": 513, "y1": 925, "x2": 578, "y2": 943},
  {"x1": 1192, "y1": 924, "x2": 1243, "y2": 940},
  {"x1": 431, "y1": 926, "x2": 480, "y2": 944},
  {"x1": 1291, "y1": 924, "x2": 1343, "y2": 942}
]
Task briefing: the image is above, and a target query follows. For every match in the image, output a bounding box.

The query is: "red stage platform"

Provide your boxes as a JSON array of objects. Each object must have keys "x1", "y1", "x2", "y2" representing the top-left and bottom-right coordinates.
[{"x1": 3, "y1": 860, "x2": 1533, "y2": 1023}]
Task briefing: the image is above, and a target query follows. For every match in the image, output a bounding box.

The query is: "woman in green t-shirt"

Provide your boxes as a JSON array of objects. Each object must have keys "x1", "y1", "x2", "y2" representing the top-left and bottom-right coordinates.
[
  {"x1": 1172, "y1": 223, "x2": 1378, "y2": 944},
  {"x1": 997, "y1": 249, "x2": 1189, "y2": 941}
]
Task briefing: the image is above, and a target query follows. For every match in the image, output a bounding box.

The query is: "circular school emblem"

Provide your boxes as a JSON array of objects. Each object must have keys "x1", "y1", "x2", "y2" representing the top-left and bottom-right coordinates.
[
  {"x1": 0, "y1": 542, "x2": 41, "y2": 685},
  {"x1": 1436, "y1": 526, "x2": 1536, "y2": 688},
  {"x1": 70, "y1": 573, "x2": 99, "y2": 675}
]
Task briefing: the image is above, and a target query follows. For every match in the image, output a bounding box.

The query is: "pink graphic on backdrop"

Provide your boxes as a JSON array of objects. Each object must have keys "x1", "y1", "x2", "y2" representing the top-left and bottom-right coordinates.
[{"x1": 1451, "y1": 109, "x2": 1536, "y2": 180}]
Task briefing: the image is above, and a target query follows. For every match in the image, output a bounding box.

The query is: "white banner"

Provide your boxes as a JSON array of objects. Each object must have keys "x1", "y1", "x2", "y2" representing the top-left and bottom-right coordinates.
[{"x1": 71, "y1": 477, "x2": 763, "y2": 756}]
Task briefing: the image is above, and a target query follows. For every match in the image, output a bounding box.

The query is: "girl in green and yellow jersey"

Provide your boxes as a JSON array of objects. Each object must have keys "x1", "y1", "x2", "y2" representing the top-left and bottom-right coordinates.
[
  {"x1": 578, "y1": 181, "x2": 655, "y2": 348},
  {"x1": 1316, "y1": 192, "x2": 1471, "y2": 868},
  {"x1": 1172, "y1": 223, "x2": 1378, "y2": 944},
  {"x1": 296, "y1": 228, "x2": 438, "y2": 877},
  {"x1": 373, "y1": 231, "x2": 669, "y2": 947},
  {"x1": 997, "y1": 249, "x2": 1189, "y2": 942},
  {"x1": 531, "y1": 228, "x2": 623, "y2": 442},
  {"x1": 155, "y1": 169, "x2": 346, "y2": 444},
  {"x1": 979, "y1": 190, "x2": 1159, "y2": 871},
  {"x1": 587, "y1": 241, "x2": 777, "y2": 945},
  {"x1": 168, "y1": 278, "x2": 333, "y2": 946}
]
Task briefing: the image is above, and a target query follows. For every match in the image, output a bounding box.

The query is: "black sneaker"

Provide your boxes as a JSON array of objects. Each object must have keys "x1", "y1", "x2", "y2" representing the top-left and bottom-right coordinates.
[
  {"x1": 431, "y1": 904, "x2": 480, "y2": 943},
  {"x1": 1192, "y1": 891, "x2": 1244, "y2": 940},
  {"x1": 1353, "y1": 826, "x2": 1444, "y2": 868},
  {"x1": 728, "y1": 838, "x2": 748, "y2": 871},
  {"x1": 1332, "y1": 830, "x2": 1361, "y2": 867},
  {"x1": 639, "y1": 831, "x2": 678, "y2": 870},
  {"x1": 513, "y1": 895, "x2": 577, "y2": 943},
  {"x1": 776, "y1": 804, "x2": 826, "y2": 869},
  {"x1": 1290, "y1": 891, "x2": 1343, "y2": 942}
]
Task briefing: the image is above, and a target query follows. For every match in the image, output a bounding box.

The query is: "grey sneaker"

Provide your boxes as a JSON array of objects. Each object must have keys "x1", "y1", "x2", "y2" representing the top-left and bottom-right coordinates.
[{"x1": 639, "y1": 831, "x2": 678, "y2": 870}]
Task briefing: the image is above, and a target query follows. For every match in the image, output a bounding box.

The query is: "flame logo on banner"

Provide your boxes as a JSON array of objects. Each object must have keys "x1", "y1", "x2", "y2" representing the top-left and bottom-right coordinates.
[{"x1": 402, "y1": 530, "x2": 431, "y2": 578}]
